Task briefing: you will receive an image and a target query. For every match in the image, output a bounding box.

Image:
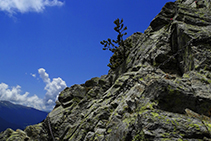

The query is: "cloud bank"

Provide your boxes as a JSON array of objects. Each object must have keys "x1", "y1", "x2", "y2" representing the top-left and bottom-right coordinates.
[
  {"x1": 0, "y1": 83, "x2": 44, "y2": 110},
  {"x1": 0, "y1": 0, "x2": 64, "y2": 15},
  {"x1": 0, "y1": 68, "x2": 67, "y2": 111}
]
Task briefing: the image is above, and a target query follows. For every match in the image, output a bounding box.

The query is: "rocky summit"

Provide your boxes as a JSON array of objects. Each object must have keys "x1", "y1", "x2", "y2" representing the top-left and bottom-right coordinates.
[{"x1": 1, "y1": 0, "x2": 211, "y2": 140}]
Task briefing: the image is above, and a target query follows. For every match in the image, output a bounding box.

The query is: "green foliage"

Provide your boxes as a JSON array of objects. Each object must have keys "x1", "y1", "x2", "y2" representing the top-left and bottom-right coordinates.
[
  {"x1": 107, "y1": 49, "x2": 123, "y2": 69},
  {"x1": 100, "y1": 18, "x2": 132, "y2": 70}
]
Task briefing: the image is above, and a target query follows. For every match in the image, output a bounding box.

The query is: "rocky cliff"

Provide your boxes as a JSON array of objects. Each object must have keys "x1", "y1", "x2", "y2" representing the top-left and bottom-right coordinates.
[{"x1": 1, "y1": 0, "x2": 211, "y2": 140}]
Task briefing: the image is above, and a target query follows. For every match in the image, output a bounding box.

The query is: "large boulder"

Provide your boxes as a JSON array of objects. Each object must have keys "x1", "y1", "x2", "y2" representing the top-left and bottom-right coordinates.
[{"x1": 1, "y1": 0, "x2": 211, "y2": 140}]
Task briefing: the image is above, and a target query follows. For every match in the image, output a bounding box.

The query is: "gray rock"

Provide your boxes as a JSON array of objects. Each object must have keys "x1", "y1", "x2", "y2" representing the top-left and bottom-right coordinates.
[{"x1": 1, "y1": 0, "x2": 211, "y2": 140}]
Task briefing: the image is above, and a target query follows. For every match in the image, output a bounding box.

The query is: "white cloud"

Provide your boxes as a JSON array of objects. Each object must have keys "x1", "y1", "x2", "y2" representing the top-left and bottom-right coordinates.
[
  {"x1": 30, "y1": 73, "x2": 36, "y2": 78},
  {"x1": 0, "y1": 0, "x2": 64, "y2": 15},
  {"x1": 38, "y1": 68, "x2": 50, "y2": 83},
  {"x1": 38, "y1": 68, "x2": 67, "y2": 110},
  {"x1": 44, "y1": 77, "x2": 66, "y2": 102},
  {"x1": 0, "y1": 83, "x2": 43, "y2": 110},
  {"x1": 0, "y1": 68, "x2": 67, "y2": 111}
]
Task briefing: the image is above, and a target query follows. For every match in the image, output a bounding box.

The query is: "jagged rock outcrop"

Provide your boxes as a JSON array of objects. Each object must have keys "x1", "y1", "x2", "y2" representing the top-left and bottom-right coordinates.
[{"x1": 1, "y1": 0, "x2": 211, "y2": 140}]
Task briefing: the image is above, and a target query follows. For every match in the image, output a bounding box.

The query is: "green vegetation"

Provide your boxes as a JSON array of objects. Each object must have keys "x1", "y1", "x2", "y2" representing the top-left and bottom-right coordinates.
[{"x1": 100, "y1": 18, "x2": 132, "y2": 69}]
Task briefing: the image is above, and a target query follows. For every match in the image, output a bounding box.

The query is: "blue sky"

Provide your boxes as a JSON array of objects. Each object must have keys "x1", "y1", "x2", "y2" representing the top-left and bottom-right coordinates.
[{"x1": 0, "y1": 0, "x2": 175, "y2": 111}]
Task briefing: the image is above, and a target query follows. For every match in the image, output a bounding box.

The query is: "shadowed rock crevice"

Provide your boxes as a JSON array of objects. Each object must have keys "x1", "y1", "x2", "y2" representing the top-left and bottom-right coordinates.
[{"x1": 144, "y1": 79, "x2": 211, "y2": 117}]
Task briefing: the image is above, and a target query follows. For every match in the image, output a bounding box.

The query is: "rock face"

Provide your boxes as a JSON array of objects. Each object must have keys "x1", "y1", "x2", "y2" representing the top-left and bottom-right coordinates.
[{"x1": 1, "y1": 0, "x2": 211, "y2": 140}]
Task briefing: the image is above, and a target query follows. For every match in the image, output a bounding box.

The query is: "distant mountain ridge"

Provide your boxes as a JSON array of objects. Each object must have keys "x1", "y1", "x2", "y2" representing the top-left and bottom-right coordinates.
[
  {"x1": 0, "y1": 101, "x2": 48, "y2": 132},
  {"x1": 0, "y1": 116, "x2": 21, "y2": 132}
]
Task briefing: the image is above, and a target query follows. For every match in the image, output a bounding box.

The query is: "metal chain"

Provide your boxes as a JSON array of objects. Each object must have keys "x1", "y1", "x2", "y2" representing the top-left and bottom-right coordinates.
[{"x1": 47, "y1": 117, "x2": 56, "y2": 141}]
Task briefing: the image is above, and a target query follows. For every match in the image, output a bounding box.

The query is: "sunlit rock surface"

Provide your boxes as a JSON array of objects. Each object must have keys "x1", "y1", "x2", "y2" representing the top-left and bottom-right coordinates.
[{"x1": 1, "y1": 0, "x2": 211, "y2": 140}]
